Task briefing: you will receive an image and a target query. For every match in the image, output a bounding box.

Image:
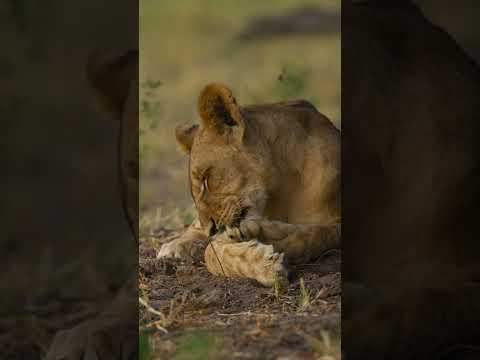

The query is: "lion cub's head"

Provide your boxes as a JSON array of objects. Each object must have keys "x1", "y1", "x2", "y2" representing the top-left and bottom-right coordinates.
[{"x1": 176, "y1": 84, "x2": 271, "y2": 232}]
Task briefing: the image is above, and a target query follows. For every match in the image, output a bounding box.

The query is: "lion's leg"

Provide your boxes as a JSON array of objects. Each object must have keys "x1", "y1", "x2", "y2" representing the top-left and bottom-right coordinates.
[
  {"x1": 204, "y1": 228, "x2": 288, "y2": 287},
  {"x1": 240, "y1": 219, "x2": 340, "y2": 264},
  {"x1": 158, "y1": 216, "x2": 207, "y2": 259}
]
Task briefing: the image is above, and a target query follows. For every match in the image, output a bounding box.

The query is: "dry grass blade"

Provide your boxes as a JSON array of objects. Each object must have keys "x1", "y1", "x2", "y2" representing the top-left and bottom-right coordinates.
[
  {"x1": 139, "y1": 297, "x2": 164, "y2": 318},
  {"x1": 139, "y1": 295, "x2": 188, "y2": 334},
  {"x1": 297, "y1": 277, "x2": 311, "y2": 312}
]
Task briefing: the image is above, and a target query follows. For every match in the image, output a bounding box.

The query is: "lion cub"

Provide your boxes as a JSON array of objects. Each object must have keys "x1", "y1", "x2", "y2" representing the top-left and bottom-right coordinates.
[{"x1": 159, "y1": 83, "x2": 341, "y2": 286}]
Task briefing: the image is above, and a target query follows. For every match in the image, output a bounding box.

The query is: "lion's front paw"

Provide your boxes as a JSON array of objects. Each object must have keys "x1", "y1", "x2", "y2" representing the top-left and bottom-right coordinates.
[
  {"x1": 255, "y1": 245, "x2": 289, "y2": 287},
  {"x1": 208, "y1": 228, "x2": 289, "y2": 287},
  {"x1": 224, "y1": 225, "x2": 289, "y2": 287},
  {"x1": 157, "y1": 239, "x2": 189, "y2": 259},
  {"x1": 157, "y1": 232, "x2": 207, "y2": 260},
  {"x1": 239, "y1": 218, "x2": 262, "y2": 240},
  {"x1": 240, "y1": 218, "x2": 296, "y2": 243}
]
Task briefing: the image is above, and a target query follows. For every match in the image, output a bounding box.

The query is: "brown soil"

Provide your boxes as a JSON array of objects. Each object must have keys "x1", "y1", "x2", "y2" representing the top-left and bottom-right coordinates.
[{"x1": 139, "y1": 229, "x2": 341, "y2": 360}]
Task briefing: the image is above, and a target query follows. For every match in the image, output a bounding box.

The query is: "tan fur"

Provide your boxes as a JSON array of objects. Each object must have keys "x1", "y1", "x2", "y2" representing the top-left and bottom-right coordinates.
[
  {"x1": 204, "y1": 227, "x2": 288, "y2": 287},
  {"x1": 159, "y1": 83, "x2": 341, "y2": 286}
]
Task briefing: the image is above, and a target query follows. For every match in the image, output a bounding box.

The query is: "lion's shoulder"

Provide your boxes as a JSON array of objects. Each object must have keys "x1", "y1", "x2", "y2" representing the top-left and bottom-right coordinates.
[
  {"x1": 242, "y1": 99, "x2": 316, "y2": 113},
  {"x1": 241, "y1": 99, "x2": 338, "y2": 137}
]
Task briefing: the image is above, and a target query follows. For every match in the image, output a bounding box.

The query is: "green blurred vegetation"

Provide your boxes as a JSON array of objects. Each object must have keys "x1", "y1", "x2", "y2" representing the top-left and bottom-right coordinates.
[
  {"x1": 139, "y1": 331, "x2": 152, "y2": 360},
  {"x1": 140, "y1": 0, "x2": 340, "y2": 220},
  {"x1": 172, "y1": 331, "x2": 221, "y2": 360},
  {"x1": 140, "y1": 79, "x2": 162, "y2": 173},
  {"x1": 274, "y1": 63, "x2": 313, "y2": 102}
]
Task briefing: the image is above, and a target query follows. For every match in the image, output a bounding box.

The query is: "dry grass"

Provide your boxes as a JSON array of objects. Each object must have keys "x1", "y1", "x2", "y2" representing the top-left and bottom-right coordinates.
[
  {"x1": 298, "y1": 277, "x2": 312, "y2": 312},
  {"x1": 140, "y1": 294, "x2": 188, "y2": 334}
]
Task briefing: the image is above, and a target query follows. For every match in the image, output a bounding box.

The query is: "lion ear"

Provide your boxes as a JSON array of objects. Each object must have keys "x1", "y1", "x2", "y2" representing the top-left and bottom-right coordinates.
[
  {"x1": 86, "y1": 49, "x2": 138, "y2": 118},
  {"x1": 176, "y1": 123, "x2": 199, "y2": 153},
  {"x1": 197, "y1": 83, "x2": 245, "y2": 141}
]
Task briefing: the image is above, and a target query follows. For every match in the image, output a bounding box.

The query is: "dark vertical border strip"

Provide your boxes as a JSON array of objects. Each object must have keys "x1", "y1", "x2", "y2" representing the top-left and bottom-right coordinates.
[{"x1": 342, "y1": 1, "x2": 480, "y2": 359}]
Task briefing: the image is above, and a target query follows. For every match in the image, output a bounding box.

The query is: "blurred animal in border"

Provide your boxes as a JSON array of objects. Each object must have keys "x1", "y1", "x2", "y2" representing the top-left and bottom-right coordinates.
[
  {"x1": 342, "y1": 1, "x2": 480, "y2": 359},
  {"x1": 46, "y1": 49, "x2": 138, "y2": 360}
]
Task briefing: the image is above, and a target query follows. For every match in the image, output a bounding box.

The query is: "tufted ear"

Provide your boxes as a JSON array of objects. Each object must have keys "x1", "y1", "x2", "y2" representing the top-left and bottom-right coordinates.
[
  {"x1": 86, "y1": 49, "x2": 138, "y2": 118},
  {"x1": 197, "y1": 83, "x2": 245, "y2": 141},
  {"x1": 176, "y1": 123, "x2": 199, "y2": 153}
]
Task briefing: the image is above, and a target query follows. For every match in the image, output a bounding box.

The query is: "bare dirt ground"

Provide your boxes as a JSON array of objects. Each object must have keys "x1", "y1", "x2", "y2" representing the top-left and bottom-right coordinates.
[{"x1": 139, "y1": 228, "x2": 341, "y2": 359}]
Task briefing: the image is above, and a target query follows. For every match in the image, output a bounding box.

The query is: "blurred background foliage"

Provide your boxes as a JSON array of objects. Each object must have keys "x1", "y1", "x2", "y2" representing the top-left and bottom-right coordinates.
[{"x1": 139, "y1": 0, "x2": 341, "y2": 225}]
